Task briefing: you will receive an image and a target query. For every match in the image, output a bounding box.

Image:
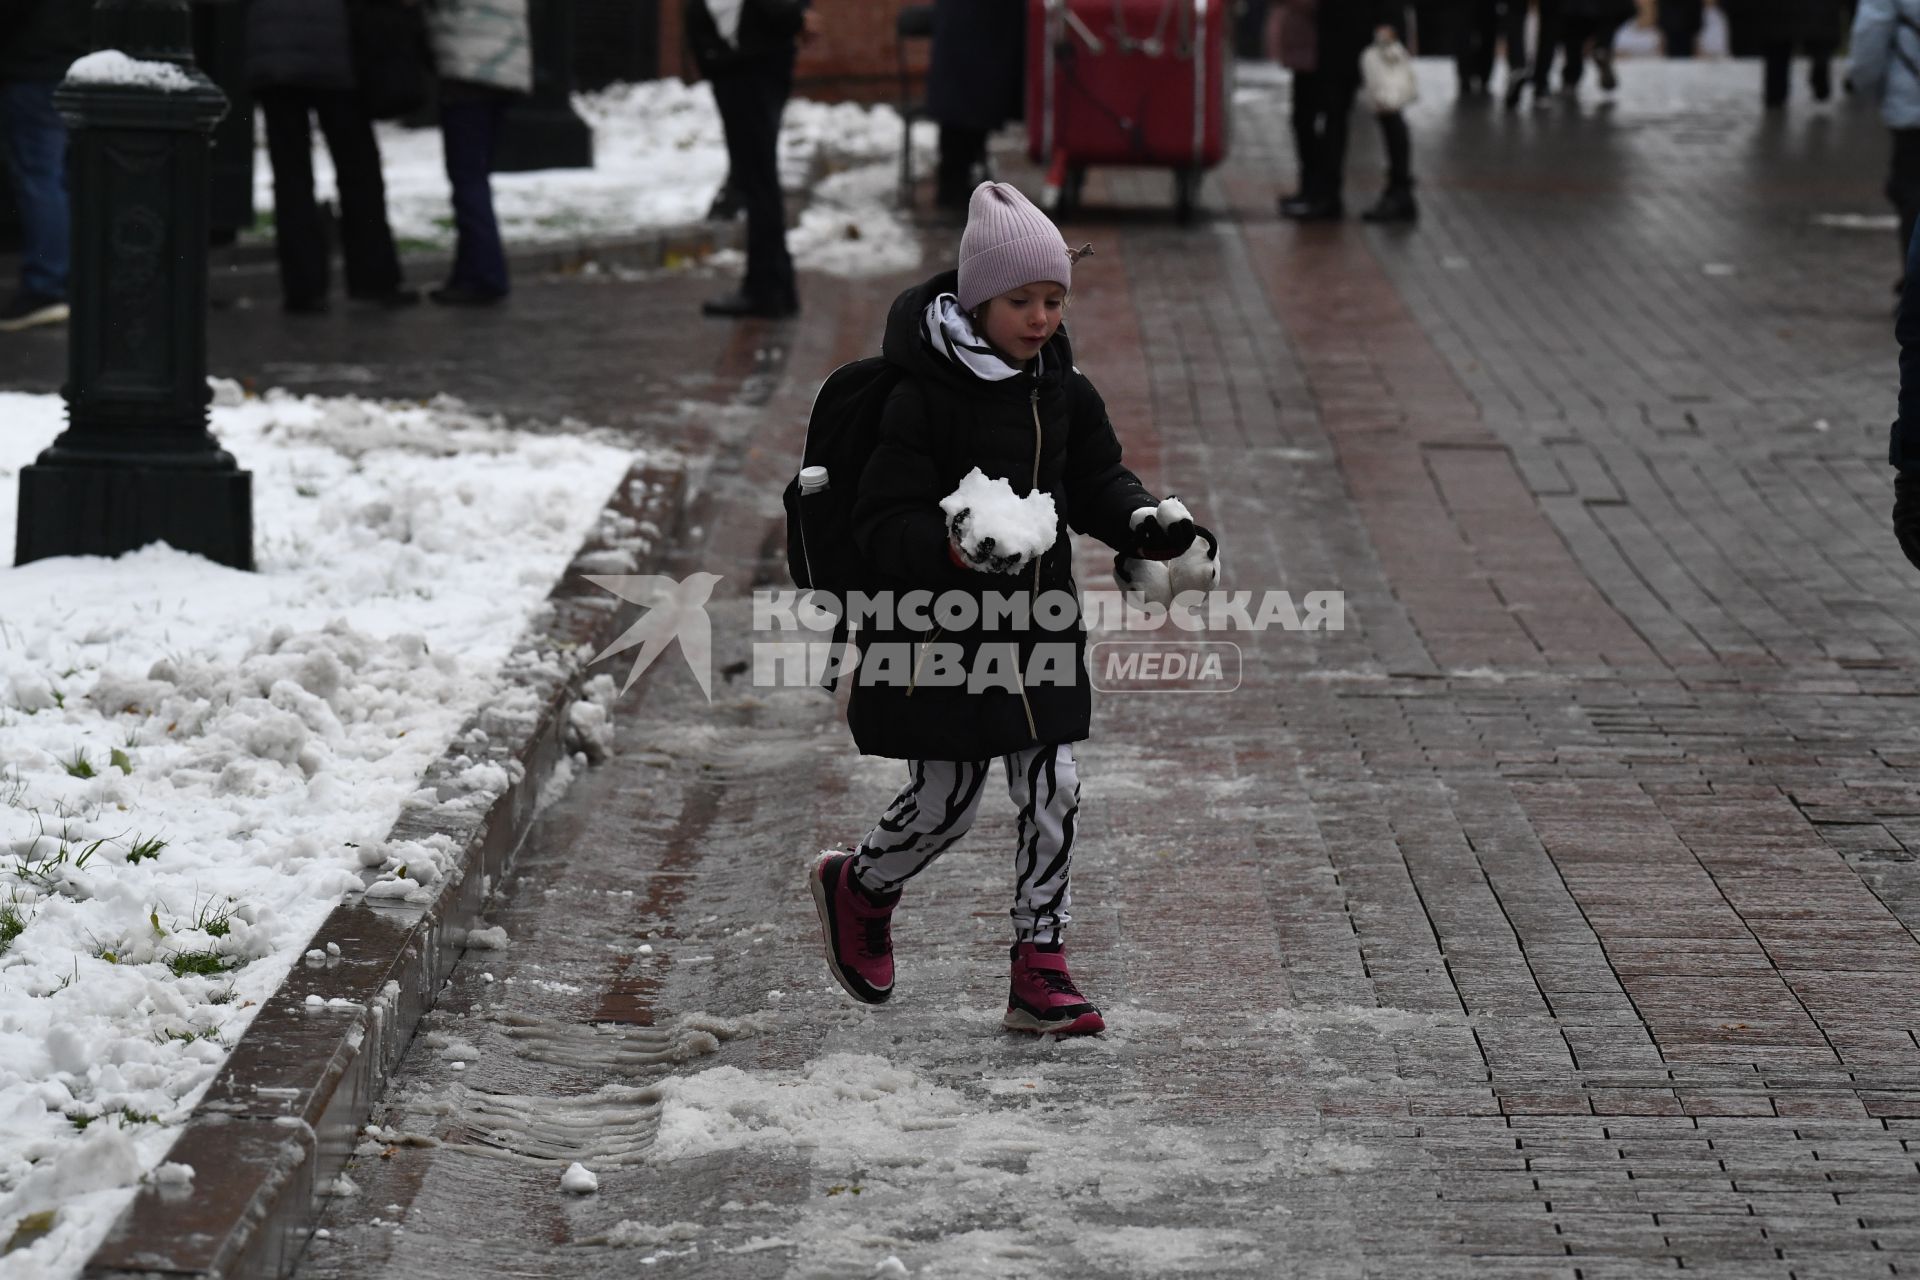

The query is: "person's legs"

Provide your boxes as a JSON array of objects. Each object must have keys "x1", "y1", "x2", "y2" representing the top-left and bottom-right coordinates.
[
  {"x1": 1001, "y1": 743, "x2": 1101, "y2": 1036},
  {"x1": 0, "y1": 80, "x2": 69, "y2": 310},
  {"x1": 1287, "y1": 70, "x2": 1323, "y2": 202},
  {"x1": 1560, "y1": 14, "x2": 1590, "y2": 89},
  {"x1": 1317, "y1": 72, "x2": 1360, "y2": 207},
  {"x1": 853, "y1": 759, "x2": 992, "y2": 892},
  {"x1": 1362, "y1": 111, "x2": 1419, "y2": 222},
  {"x1": 1501, "y1": 0, "x2": 1533, "y2": 106},
  {"x1": 1762, "y1": 42, "x2": 1792, "y2": 107},
  {"x1": 1533, "y1": 0, "x2": 1565, "y2": 94},
  {"x1": 311, "y1": 89, "x2": 404, "y2": 301},
  {"x1": 707, "y1": 59, "x2": 796, "y2": 312},
  {"x1": 1004, "y1": 743, "x2": 1079, "y2": 946},
  {"x1": 258, "y1": 88, "x2": 332, "y2": 310},
  {"x1": 1887, "y1": 128, "x2": 1920, "y2": 286},
  {"x1": 936, "y1": 124, "x2": 986, "y2": 208},
  {"x1": 812, "y1": 757, "x2": 991, "y2": 1006},
  {"x1": 1808, "y1": 38, "x2": 1835, "y2": 100},
  {"x1": 437, "y1": 97, "x2": 509, "y2": 299}
]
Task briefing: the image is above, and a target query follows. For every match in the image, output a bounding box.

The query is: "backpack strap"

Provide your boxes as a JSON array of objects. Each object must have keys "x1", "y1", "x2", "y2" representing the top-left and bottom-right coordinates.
[{"x1": 1896, "y1": 2, "x2": 1920, "y2": 84}]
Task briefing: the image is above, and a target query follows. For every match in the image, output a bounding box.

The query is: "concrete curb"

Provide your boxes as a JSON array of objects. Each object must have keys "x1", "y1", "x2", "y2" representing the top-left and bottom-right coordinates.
[{"x1": 78, "y1": 462, "x2": 688, "y2": 1280}]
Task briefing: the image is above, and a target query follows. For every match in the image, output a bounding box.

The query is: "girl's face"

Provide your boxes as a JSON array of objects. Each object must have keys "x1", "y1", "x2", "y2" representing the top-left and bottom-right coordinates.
[{"x1": 976, "y1": 281, "x2": 1067, "y2": 364}]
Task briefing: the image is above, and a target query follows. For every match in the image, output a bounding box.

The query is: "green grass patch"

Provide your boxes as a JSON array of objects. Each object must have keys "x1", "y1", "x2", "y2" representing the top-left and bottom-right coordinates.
[
  {"x1": 165, "y1": 949, "x2": 232, "y2": 978},
  {"x1": 60, "y1": 748, "x2": 93, "y2": 779},
  {"x1": 125, "y1": 834, "x2": 166, "y2": 865}
]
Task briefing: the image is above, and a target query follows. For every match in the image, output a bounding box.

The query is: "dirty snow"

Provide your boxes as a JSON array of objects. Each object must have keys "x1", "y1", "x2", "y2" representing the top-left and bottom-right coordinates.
[
  {"x1": 256, "y1": 78, "x2": 935, "y2": 278},
  {"x1": 0, "y1": 388, "x2": 633, "y2": 1276}
]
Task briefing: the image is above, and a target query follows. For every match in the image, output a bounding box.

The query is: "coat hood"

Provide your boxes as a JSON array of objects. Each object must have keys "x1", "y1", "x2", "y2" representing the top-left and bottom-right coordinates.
[{"x1": 881, "y1": 270, "x2": 1075, "y2": 394}]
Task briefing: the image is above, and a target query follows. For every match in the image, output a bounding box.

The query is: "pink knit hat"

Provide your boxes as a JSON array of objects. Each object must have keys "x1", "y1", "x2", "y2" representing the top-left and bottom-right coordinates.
[{"x1": 956, "y1": 181, "x2": 1073, "y2": 311}]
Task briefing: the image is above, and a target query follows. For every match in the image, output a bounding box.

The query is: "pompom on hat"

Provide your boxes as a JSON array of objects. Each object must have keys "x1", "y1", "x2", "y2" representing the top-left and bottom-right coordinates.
[{"x1": 956, "y1": 181, "x2": 1073, "y2": 312}]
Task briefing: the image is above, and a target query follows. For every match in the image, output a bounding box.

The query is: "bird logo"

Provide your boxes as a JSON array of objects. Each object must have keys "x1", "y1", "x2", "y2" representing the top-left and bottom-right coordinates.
[{"x1": 583, "y1": 572, "x2": 724, "y2": 701}]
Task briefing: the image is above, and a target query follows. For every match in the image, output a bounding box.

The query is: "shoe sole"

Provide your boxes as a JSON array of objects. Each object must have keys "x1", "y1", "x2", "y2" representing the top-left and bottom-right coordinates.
[
  {"x1": 0, "y1": 302, "x2": 68, "y2": 332},
  {"x1": 1003, "y1": 1006, "x2": 1106, "y2": 1036},
  {"x1": 810, "y1": 853, "x2": 891, "y2": 1005}
]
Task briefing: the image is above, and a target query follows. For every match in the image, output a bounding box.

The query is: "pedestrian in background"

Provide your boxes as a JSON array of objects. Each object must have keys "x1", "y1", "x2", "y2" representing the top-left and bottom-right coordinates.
[
  {"x1": 1556, "y1": 0, "x2": 1633, "y2": 94},
  {"x1": 247, "y1": 0, "x2": 417, "y2": 316},
  {"x1": 685, "y1": 0, "x2": 813, "y2": 319},
  {"x1": 926, "y1": 0, "x2": 1024, "y2": 212},
  {"x1": 1278, "y1": 0, "x2": 1411, "y2": 222},
  {"x1": 1661, "y1": 0, "x2": 1706, "y2": 55},
  {"x1": 1728, "y1": 0, "x2": 1842, "y2": 106},
  {"x1": 1360, "y1": 23, "x2": 1420, "y2": 222},
  {"x1": 0, "y1": 0, "x2": 87, "y2": 331},
  {"x1": 428, "y1": 0, "x2": 532, "y2": 306},
  {"x1": 1848, "y1": 0, "x2": 1920, "y2": 287},
  {"x1": 1465, "y1": 0, "x2": 1531, "y2": 102}
]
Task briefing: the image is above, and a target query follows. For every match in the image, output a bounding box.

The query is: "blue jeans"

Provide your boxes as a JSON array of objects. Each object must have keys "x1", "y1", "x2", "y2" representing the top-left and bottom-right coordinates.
[
  {"x1": 439, "y1": 98, "x2": 509, "y2": 296},
  {"x1": 0, "y1": 80, "x2": 69, "y2": 301}
]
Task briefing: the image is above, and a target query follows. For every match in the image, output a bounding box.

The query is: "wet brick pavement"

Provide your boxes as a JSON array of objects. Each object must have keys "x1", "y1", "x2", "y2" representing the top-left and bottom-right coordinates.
[{"x1": 43, "y1": 59, "x2": 1920, "y2": 1279}]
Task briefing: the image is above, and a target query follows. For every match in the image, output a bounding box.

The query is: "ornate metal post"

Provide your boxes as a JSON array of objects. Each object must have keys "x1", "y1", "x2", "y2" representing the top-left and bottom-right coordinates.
[
  {"x1": 496, "y1": 0, "x2": 595, "y2": 173},
  {"x1": 14, "y1": 0, "x2": 252, "y2": 569}
]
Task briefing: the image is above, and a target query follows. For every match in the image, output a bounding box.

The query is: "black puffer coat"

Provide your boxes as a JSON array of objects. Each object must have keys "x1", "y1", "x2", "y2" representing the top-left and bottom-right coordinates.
[
  {"x1": 0, "y1": 0, "x2": 89, "y2": 83},
  {"x1": 848, "y1": 271, "x2": 1156, "y2": 762},
  {"x1": 684, "y1": 0, "x2": 807, "y2": 74},
  {"x1": 926, "y1": 0, "x2": 1025, "y2": 133},
  {"x1": 1318, "y1": 0, "x2": 1405, "y2": 68},
  {"x1": 245, "y1": 0, "x2": 355, "y2": 90}
]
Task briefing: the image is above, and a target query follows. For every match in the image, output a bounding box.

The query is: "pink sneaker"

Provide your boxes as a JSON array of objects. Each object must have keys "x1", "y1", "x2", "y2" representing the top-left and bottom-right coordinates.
[
  {"x1": 810, "y1": 851, "x2": 899, "y2": 1004},
  {"x1": 1004, "y1": 941, "x2": 1105, "y2": 1035}
]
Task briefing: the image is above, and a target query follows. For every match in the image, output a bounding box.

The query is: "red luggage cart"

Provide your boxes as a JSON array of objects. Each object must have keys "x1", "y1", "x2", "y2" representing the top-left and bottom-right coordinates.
[{"x1": 1027, "y1": 0, "x2": 1232, "y2": 223}]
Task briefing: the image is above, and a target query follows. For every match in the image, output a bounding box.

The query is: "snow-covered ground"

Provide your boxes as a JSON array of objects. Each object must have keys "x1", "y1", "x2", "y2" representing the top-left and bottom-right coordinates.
[
  {"x1": 254, "y1": 79, "x2": 936, "y2": 279},
  {"x1": 0, "y1": 389, "x2": 635, "y2": 1275}
]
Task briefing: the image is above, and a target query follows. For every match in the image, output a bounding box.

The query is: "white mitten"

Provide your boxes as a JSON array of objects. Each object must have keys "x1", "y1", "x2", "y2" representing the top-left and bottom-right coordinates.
[
  {"x1": 1165, "y1": 527, "x2": 1220, "y2": 597},
  {"x1": 1113, "y1": 553, "x2": 1174, "y2": 608}
]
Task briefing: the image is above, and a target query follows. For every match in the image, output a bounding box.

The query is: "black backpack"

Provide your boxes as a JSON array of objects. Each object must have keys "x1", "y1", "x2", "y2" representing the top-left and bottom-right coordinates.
[{"x1": 783, "y1": 356, "x2": 904, "y2": 597}]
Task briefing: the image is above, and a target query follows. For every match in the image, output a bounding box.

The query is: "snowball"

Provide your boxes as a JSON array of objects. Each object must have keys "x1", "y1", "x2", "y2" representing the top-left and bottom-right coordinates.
[
  {"x1": 153, "y1": 1162, "x2": 195, "y2": 1188},
  {"x1": 939, "y1": 469, "x2": 1056, "y2": 566},
  {"x1": 560, "y1": 1162, "x2": 599, "y2": 1194},
  {"x1": 466, "y1": 926, "x2": 509, "y2": 951}
]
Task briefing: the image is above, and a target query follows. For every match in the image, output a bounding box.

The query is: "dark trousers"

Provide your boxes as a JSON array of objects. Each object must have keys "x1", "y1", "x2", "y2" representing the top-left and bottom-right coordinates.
[
  {"x1": 1532, "y1": 0, "x2": 1564, "y2": 91},
  {"x1": 1890, "y1": 129, "x2": 1920, "y2": 279},
  {"x1": 1291, "y1": 69, "x2": 1360, "y2": 204},
  {"x1": 1377, "y1": 110, "x2": 1414, "y2": 194},
  {"x1": 936, "y1": 124, "x2": 988, "y2": 207},
  {"x1": 1559, "y1": 11, "x2": 1627, "y2": 87},
  {"x1": 0, "y1": 80, "x2": 69, "y2": 301},
  {"x1": 439, "y1": 96, "x2": 510, "y2": 297},
  {"x1": 1661, "y1": 0, "x2": 1703, "y2": 56},
  {"x1": 710, "y1": 52, "x2": 797, "y2": 307},
  {"x1": 259, "y1": 87, "x2": 403, "y2": 306},
  {"x1": 1761, "y1": 41, "x2": 1835, "y2": 106},
  {"x1": 1464, "y1": 0, "x2": 1529, "y2": 82}
]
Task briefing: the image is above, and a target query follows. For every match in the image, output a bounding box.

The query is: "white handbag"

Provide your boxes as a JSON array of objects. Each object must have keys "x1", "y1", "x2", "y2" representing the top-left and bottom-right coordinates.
[{"x1": 1361, "y1": 37, "x2": 1419, "y2": 113}]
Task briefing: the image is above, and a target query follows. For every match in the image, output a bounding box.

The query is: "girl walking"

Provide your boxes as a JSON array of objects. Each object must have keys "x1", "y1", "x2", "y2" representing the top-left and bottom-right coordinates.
[{"x1": 809, "y1": 182, "x2": 1219, "y2": 1036}]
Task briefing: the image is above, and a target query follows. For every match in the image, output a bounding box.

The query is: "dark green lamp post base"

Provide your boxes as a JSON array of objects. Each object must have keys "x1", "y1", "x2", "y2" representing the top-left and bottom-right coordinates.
[{"x1": 16, "y1": 461, "x2": 253, "y2": 569}]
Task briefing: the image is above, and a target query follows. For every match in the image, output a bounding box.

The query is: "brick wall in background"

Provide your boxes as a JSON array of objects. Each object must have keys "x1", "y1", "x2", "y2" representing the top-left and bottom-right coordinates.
[{"x1": 659, "y1": 0, "x2": 932, "y2": 103}]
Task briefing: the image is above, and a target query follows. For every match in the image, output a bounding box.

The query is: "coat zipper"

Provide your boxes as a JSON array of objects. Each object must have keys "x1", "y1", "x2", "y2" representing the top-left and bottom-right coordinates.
[
  {"x1": 1015, "y1": 384, "x2": 1042, "y2": 741},
  {"x1": 907, "y1": 626, "x2": 942, "y2": 696}
]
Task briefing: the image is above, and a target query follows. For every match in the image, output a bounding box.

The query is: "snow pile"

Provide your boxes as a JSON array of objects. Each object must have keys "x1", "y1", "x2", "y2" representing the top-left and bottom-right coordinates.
[
  {"x1": 559, "y1": 1162, "x2": 598, "y2": 1194},
  {"x1": 65, "y1": 51, "x2": 196, "y2": 92},
  {"x1": 0, "y1": 388, "x2": 633, "y2": 1276},
  {"x1": 941, "y1": 469, "x2": 1058, "y2": 573},
  {"x1": 257, "y1": 78, "x2": 935, "y2": 277}
]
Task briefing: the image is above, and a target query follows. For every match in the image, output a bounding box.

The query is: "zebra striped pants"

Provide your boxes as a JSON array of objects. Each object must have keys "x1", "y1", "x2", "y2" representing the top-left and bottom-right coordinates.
[{"x1": 852, "y1": 743, "x2": 1080, "y2": 945}]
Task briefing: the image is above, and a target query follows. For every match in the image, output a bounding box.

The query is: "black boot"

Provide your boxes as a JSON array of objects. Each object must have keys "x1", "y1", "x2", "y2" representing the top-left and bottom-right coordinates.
[{"x1": 1361, "y1": 188, "x2": 1419, "y2": 224}]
